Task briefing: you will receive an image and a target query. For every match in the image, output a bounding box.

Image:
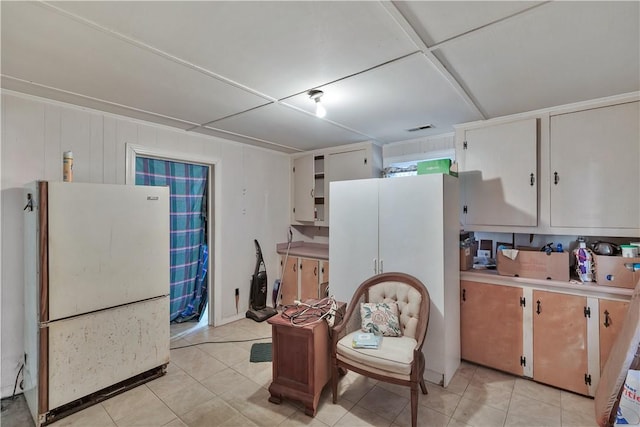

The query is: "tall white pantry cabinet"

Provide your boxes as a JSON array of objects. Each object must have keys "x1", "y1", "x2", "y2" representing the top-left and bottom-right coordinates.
[{"x1": 329, "y1": 173, "x2": 460, "y2": 386}]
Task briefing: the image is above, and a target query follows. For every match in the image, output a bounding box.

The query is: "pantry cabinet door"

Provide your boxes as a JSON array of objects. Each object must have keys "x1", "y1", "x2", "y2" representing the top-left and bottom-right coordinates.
[
  {"x1": 533, "y1": 290, "x2": 589, "y2": 395},
  {"x1": 460, "y1": 281, "x2": 524, "y2": 376},
  {"x1": 329, "y1": 179, "x2": 379, "y2": 305},
  {"x1": 599, "y1": 299, "x2": 629, "y2": 373},
  {"x1": 550, "y1": 101, "x2": 640, "y2": 229},
  {"x1": 461, "y1": 118, "x2": 537, "y2": 227}
]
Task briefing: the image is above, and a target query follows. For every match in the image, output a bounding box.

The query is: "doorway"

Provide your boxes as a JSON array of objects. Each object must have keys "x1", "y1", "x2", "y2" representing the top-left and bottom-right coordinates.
[
  {"x1": 135, "y1": 156, "x2": 209, "y2": 323},
  {"x1": 126, "y1": 143, "x2": 219, "y2": 333}
]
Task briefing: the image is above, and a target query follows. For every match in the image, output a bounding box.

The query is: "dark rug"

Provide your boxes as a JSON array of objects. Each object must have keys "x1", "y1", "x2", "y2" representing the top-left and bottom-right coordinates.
[{"x1": 250, "y1": 342, "x2": 272, "y2": 363}]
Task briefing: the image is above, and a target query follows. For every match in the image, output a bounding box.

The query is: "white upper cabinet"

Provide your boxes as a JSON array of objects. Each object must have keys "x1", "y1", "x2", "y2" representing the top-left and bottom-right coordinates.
[
  {"x1": 292, "y1": 155, "x2": 315, "y2": 222},
  {"x1": 456, "y1": 94, "x2": 639, "y2": 236},
  {"x1": 326, "y1": 149, "x2": 372, "y2": 182},
  {"x1": 549, "y1": 101, "x2": 640, "y2": 230},
  {"x1": 460, "y1": 118, "x2": 538, "y2": 227},
  {"x1": 290, "y1": 142, "x2": 381, "y2": 226}
]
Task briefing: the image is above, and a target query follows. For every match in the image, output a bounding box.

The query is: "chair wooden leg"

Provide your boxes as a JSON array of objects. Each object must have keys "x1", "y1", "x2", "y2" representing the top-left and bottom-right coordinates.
[
  {"x1": 411, "y1": 384, "x2": 419, "y2": 427},
  {"x1": 420, "y1": 377, "x2": 428, "y2": 395},
  {"x1": 332, "y1": 364, "x2": 339, "y2": 404}
]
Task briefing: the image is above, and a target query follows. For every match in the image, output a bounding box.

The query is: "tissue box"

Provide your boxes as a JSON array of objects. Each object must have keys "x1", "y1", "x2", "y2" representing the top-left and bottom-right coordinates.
[
  {"x1": 594, "y1": 255, "x2": 640, "y2": 289},
  {"x1": 497, "y1": 247, "x2": 569, "y2": 281},
  {"x1": 417, "y1": 159, "x2": 457, "y2": 176}
]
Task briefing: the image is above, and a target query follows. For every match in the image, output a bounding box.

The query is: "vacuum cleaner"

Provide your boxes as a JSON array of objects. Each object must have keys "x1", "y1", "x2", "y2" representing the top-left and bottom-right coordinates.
[{"x1": 246, "y1": 239, "x2": 278, "y2": 322}]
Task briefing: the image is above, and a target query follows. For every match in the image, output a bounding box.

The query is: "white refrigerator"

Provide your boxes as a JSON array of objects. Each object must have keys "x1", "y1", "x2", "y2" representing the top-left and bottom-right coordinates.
[{"x1": 23, "y1": 181, "x2": 170, "y2": 426}]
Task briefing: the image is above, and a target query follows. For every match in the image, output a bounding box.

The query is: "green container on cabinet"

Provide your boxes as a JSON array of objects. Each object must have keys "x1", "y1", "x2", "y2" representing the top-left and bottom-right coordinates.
[{"x1": 417, "y1": 159, "x2": 457, "y2": 176}]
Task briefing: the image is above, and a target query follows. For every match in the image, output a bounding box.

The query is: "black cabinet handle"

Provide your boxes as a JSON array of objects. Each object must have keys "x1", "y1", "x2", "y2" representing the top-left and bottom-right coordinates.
[
  {"x1": 314, "y1": 266, "x2": 317, "y2": 276},
  {"x1": 604, "y1": 310, "x2": 611, "y2": 328},
  {"x1": 462, "y1": 289, "x2": 466, "y2": 302},
  {"x1": 536, "y1": 300, "x2": 541, "y2": 315},
  {"x1": 554, "y1": 172, "x2": 559, "y2": 185},
  {"x1": 530, "y1": 173, "x2": 535, "y2": 186}
]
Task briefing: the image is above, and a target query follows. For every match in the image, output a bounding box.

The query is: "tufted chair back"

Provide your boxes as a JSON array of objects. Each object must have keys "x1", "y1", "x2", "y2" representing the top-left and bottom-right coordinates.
[{"x1": 367, "y1": 281, "x2": 425, "y2": 340}]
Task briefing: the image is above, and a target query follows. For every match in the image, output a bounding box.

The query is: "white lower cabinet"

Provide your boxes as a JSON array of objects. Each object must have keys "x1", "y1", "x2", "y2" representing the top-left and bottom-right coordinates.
[
  {"x1": 330, "y1": 174, "x2": 460, "y2": 386},
  {"x1": 460, "y1": 279, "x2": 630, "y2": 396}
]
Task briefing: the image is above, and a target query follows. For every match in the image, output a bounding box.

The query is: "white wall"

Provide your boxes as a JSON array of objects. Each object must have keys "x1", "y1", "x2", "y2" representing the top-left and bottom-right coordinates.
[
  {"x1": 382, "y1": 133, "x2": 455, "y2": 168},
  {"x1": 0, "y1": 91, "x2": 290, "y2": 397}
]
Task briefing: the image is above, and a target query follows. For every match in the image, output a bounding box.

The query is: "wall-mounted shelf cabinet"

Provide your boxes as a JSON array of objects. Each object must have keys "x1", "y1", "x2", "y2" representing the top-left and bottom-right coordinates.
[{"x1": 291, "y1": 142, "x2": 382, "y2": 227}]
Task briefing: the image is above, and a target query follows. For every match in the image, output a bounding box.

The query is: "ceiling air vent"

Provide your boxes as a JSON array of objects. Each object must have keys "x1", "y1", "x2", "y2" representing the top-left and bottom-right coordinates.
[{"x1": 407, "y1": 124, "x2": 433, "y2": 132}]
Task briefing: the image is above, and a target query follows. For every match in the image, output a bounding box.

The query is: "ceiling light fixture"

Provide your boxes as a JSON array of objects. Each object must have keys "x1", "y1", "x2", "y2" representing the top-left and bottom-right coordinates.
[{"x1": 308, "y1": 90, "x2": 326, "y2": 118}]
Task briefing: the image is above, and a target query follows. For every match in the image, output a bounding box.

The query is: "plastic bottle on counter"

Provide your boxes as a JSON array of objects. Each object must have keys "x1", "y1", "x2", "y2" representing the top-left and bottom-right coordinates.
[{"x1": 574, "y1": 238, "x2": 594, "y2": 282}]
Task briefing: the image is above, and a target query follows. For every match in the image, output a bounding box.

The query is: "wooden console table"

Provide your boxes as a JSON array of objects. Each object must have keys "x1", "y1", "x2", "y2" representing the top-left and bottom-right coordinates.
[{"x1": 267, "y1": 302, "x2": 345, "y2": 416}]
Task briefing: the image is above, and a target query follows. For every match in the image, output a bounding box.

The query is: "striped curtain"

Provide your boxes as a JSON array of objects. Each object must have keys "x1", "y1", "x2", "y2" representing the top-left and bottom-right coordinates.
[{"x1": 135, "y1": 157, "x2": 208, "y2": 321}]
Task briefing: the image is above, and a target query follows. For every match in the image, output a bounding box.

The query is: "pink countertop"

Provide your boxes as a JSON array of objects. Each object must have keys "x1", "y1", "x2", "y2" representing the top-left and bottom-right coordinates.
[{"x1": 276, "y1": 241, "x2": 329, "y2": 260}]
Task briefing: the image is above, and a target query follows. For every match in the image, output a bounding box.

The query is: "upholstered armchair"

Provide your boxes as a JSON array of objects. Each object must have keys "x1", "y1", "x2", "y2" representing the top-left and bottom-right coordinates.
[{"x1": 331, "y1": 272, "x2": 430, "y2": 427}]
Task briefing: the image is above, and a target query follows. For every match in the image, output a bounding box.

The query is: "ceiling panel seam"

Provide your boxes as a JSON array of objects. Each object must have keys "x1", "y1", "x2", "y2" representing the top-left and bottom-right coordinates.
[
  {"x1": 276, "y1": 51, "x2": 420, "y2": 102},
  {"x1": 426, "y1": 1, "x2": 552, "y2": 51},
  {"x1": 381, "y1": 1, "x2": 487, "y2": 120},
  {"x1": 270, "y1": 103, "x2": 379, "y2": 142},
  {"x1": 191, "y1": 91, "x2": 378, "y2": 142},
  {"x1": 197, "y1": 102, "x2": 275, "y2": 128},
  {"x1": 1, "y1": 74, "x2": 201, "y2": 128},
  {"x1": 38, "y1": 1, "x2": 276, "y2": 103},
  {"x1": 189, "y1": 125, "x2": 305, "y2": 153}
]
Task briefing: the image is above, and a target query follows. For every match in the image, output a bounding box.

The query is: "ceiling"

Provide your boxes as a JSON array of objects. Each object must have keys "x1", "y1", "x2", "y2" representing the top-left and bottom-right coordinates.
[{"x1": 2, "y1": 1, "x2": 638, "y2": 154}]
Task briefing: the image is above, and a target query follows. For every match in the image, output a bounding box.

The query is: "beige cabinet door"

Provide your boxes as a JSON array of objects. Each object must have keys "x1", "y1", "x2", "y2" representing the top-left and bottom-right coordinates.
[
  {"x1": 300, "y1": 258, "x2": 320, "y2": 302},
  {"x1": 460, "y1": 281, "x2": 524, "y2": 375},
  {"x1": 599, "y1": 299, "x2": 629, "y2": 372},
  {"x1": 280, "y1": 257, "x2": 298, "y2": 306},
  {"x1": 320, "y1": 262, "x2": 329, "y2": 298},
  {"x1": 550, "y1": 101, "x2": 640, "y2": 229},
  {"x1": 533, "y1": 290, "x2": 589, "y2": 395}
]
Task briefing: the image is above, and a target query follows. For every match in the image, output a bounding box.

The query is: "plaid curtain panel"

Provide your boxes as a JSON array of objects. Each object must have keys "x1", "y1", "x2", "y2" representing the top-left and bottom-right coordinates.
[{"x1": 135, "y1": 157, "x2": 208, "y2": 321}]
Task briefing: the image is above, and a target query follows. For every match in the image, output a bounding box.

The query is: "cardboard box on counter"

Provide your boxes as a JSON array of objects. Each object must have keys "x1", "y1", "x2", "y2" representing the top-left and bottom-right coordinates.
[
  {"x1": 594, "y1": 255, "x2": 640, "y2": 289},
  {"x1": 460, "y1": 241, "x2": 477, "y2": 271},
  {"x1": 496, "y1": 247, "x2": 570, "y2": 281}
]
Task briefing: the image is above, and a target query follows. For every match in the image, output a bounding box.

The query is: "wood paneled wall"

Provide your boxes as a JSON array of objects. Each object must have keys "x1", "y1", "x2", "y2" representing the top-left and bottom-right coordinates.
[{"x1": 0, "y1": 91, "x2": 291, "y2": 397}]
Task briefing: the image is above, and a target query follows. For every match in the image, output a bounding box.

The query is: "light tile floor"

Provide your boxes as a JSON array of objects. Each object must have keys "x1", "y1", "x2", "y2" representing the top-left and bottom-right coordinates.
[{"x1": 7, "y1": 318, "x2": 598, "y2": 427}]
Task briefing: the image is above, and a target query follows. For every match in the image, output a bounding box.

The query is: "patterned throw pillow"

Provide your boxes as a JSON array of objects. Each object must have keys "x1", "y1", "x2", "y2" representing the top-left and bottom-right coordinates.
[{"x1": 360, "y1": 302, "x2": 402, "y2": 337}]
